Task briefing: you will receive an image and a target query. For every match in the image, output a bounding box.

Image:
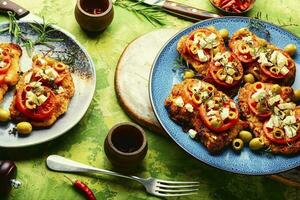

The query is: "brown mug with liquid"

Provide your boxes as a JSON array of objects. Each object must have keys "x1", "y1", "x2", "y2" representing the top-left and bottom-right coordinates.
[
  {"x1": 75, "y1": 0, "x2": 114, "y2": 32},
  {"x1": 104, "y1": 122, "x2": 148, "y2": 171}
]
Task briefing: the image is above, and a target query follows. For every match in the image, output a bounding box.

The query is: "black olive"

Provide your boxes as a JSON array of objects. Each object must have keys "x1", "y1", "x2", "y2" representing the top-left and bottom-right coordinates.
[{"x1": 0, "y1": 160, "x2": 17, "y2": 195}]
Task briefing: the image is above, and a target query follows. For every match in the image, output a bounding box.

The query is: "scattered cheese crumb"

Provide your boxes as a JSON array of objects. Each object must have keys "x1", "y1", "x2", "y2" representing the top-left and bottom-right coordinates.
[
  {"x1": 174, "y1": 96, "x2": 184, "y2": 107},
  {"x1": 188, "y1": 129, "x2": 197, "y2": 139},
  {"x1": 185, "y1": 103, "x2": 194, "y2": 113}
]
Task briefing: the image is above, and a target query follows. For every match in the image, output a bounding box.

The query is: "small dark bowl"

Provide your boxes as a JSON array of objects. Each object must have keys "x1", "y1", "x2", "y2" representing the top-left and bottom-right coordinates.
[
  {"x1": 104, "y1": 122, "x2": 148, "y2": 170},
  {"x1": 75, "y1": 0, "x2": 114, "y2": 32},
  {"x1": 209, "y1": 0, "x2": 256, "y2": 15}
]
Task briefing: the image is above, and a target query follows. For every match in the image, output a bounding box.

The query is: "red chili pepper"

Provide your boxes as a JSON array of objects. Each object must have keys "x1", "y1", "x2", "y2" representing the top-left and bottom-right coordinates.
[
  {"x1": 74, "y1": 180, "x2": 97, "y2": 200},
  {"x1": 65, "y1": 176, "x2": 96, "y2": 200}
]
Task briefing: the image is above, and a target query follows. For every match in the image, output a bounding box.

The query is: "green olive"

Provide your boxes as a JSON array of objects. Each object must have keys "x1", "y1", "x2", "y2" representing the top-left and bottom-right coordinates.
[
  {"x1": 238, "y1": 130, "x2": 253, "y2": 143},
  {"x1": 259, "y1": 39, "x2": 267, "y2": 46},
  {"x1": 249, "y1": 137, "x2": 265, "y2": 150},
  {"x1": 232, "y1": 138, "x2": 244, "y2": 151},
  {"x1": 183, "y1": 70, "x2": 195, "y2": 79},
  {"x1": 219, "y1": 29, "x2": 229, "y2": 39},
  {"x1": 212, "y1": 48, "x2": 219, "y2": 56},
  {"x1": 294, "y1": 89, "x2": 300, "y2": 101},
  {"x1": 272, "y1": 128, "x2": 284, "y2": 139},
  {"x1": 243, "y1": 73, "x2": 255, "y2": 84},
  {"x1": 210, "y1": 118, "x2": 222, "y2": 128},
  {"x1": 284, "y1": 43, "x2": 297, "y2": 56},
  {"x1": 17, "y1": 122, "x2": 32, "y2": 135},
  {"x1": 271, "y1": 84, "x2": 281, "y2": 94},
  {"x1": 0, "y1": 108, "x2": 10, "y2": 122}
]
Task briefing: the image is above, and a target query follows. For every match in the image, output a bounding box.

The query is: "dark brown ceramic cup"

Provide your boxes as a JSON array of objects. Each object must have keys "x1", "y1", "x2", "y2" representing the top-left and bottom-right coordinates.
[
  {"x1": 104, "y1": 122, "x2": 148, "y2": 170},
  {"x1": 75, "y1": 0, "x2": 114, "y2": 32}
]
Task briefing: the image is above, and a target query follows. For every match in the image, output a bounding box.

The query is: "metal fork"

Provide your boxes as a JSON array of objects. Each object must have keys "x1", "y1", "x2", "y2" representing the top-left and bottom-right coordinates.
[{"x1": 46, "y1": 155, "x2": 199, "y2": 197}]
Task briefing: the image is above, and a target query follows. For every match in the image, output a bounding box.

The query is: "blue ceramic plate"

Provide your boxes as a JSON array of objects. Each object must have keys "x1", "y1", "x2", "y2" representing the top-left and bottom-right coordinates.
[{"x1": 150, "y1": 17, "x2": 300, "y2": 175}]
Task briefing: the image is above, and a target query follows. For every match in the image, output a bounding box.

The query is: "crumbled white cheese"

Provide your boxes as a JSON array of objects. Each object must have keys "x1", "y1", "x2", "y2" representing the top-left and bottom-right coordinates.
[
  {"x1": 283, "y1": 116, "x2": 296, "y2": 125},
  {"x1": 207, "y1": 100, "x2": 215, "y2": 109},
  {"x1": 220, "y1": 108, "x2": 229, "y2": 120},
  {"x1": 272, "y1": 115, "x2": 281, "y2": 127},
  {"x1": 207, "y1": 110, "x2": 218, "y2": 116},
  {"x1": 276, "y1": 52, "x2": 288, "y2": 68},
  {"x1": 185, "y1": 103, "x2": 194, "y2": 113},
  {"x1": 213, "y1": 52, "x2": 223, "y2": 61},
  {"x1": 188, "y1": 129, "x2": 197, "y2": 139},
  {"x1": 191, "y1": 83, "x2": 202, "y2": 93},
  {"x1": 174, "y1": 96, "x2": 184, "y2": 107},
  {"x1": 0, "y1": 61, "x2": 6, "y2": 68},
  {"x1": 199, "y1": 38, "x2": 207, "y2": 48},
  {"x1": 24, "y1": 72, "x2": 33, "y2": 84},
  {"x1": 280, "y1": 66, "x2": 289, "y2": 75},
  {"x1": 226, "y1": 67, "x2": 235, "y2": 76},
  {"x1": 26, "y1": 91, "x2": 39, "y2": 105},
  {"x1": 251, "y1": 90, "x2": 267, "y2": 102},
  {"x1": 270, "y1": 51, "x2": 278, "y2": 64},
  {"x1": 45, "y1": 67, "x2": 59, "y2": 79},
  {"x1": 258, "y1": 53, "x2": 273, "y2": 67},
  {"x1": 56, "y1": 86, "x2": 65, "y2": 94},
  {"x1": 284, "y1": 125, "x2": 297, "y2": 138},
  {"x1": 278, "y1": 102, "x2": 296, "y2": 110},
  {"x1": 197, "y1": 49, "x2": 209, "y2": 62},
  {"x1": 193, "y1": 36, "x2": 200, "y2": 45},
  {"x1": 29, "y1": 81, "x2": 42, "y2": 88},
  {"x1": 230, "y1": 102, "x2": 236, "y2": 109},
  {"x1": 265, "y1": 118, "x2": 274, "y2": 128},
  {"x1": 206, "y1": 33, "x2": 217, "y2": 42},
  {"x1": 242, "y1": 36, "x2": 253, "y2": 43},
  {"x1": 268, "y1": 95, "x2": 282, "y2": 106},
  {"x1": 37, "y1": 94, "x2": 48, "y2": 105},
  {"x1": 36, "y1": 57, "x2": 47, "y2": 66},
  {"x1": 225, "y1": 76, "x2": 233, "y2": 84},
  {"x1": 0, "y1": 48, "x2": 3, "y2": 54},
  {"x1": 200, "y1": 91, "x2": 209, "y2": 100}
]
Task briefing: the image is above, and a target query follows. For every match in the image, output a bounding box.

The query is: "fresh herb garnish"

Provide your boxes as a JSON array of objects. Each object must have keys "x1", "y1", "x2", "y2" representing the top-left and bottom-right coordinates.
[
  {"x1": 113, "y1": 0, "x2": 166, "y2": 26},
  {"x1": 0, "y1": 12, "x2": 64, "y2": 56},
  {"x1": 38, "y1": 49, "x2": 78, "y2": 66},
  {"x1": 248, "y1": 18, "x2": 271, "y2": 42}
]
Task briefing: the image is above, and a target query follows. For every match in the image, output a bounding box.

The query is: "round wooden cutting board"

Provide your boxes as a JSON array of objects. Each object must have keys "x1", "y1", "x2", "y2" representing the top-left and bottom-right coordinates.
[
  {"x1": 115, "y1": 28, "x2": 178, "y2": 135},
  {"x1": 114, "y1": 28, "x2": 300, "y2": 188}
]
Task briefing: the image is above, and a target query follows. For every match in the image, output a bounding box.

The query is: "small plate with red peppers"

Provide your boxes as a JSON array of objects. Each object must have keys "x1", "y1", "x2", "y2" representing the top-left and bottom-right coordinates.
[{"x1": 209, "y1": 0, "x2": 256, "y2": 15}]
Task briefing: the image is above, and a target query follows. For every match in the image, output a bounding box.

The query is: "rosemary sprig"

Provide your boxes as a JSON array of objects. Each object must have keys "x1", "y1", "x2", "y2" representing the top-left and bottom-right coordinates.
[
  {"x1": 113, "y1": 0, "x2": 166, "y2": 26},
  {"x1": 248, "y1": 18, "x2": 271, "y2": 41},
  {"x1": 39, "y1": 49, "x2": 78, "y2": 66},
  {"x1": 254, "y1": 11, "x2": 298, "y2": 28},
  {"x1": 0, "y1": 11, "x2": 64, "y2": 56}
]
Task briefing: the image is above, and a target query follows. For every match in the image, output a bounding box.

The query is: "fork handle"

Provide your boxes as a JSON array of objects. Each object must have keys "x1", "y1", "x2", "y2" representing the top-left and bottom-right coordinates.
[
  {"x1": 162, "y1": 0, "x2": 221, "y2": 21},
  {"x1": 46, "y1": 155, "x2": 143, "y2": 182}
]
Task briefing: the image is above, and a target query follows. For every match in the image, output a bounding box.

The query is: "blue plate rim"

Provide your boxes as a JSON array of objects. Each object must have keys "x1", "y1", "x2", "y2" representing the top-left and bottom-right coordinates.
[{"x1": 149, "y1": 16, "x2": 300, "y2": 175}]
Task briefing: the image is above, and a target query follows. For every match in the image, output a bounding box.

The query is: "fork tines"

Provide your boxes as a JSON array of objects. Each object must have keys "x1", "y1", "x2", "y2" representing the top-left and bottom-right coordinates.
[{"x1": 155, "y1": 179, "x2": 200, "y2": 197}]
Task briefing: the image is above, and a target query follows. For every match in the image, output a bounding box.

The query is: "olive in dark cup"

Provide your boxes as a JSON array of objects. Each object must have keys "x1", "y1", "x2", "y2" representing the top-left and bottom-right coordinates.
[
  {"x1": 104, "y1": 122, "x2": 148, "y2": 171},
  {"x1": 75, "y1": 0, "x2": 114, "y2": 32}
]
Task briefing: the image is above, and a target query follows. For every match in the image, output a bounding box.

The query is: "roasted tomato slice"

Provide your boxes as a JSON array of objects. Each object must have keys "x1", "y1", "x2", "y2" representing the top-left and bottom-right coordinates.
[
  {"x1": 209, "y1": 53, "x2": 243, "y2": 88},
  {"x1": 248, "y1": 97, "x2": 272, "y2": 118},
  {"x1": 0, "y1": 52, "x2": 11, "y2": 74},
  {"x1": 260, "y1": 58, "x2": 294, "y2": 79},
  {"x1": 184, "y1": 29, "x2": 217, "y2": 62},
  {"x1": 231, "y1": 39, "x2": 258, "y2": 63},
  {"x1": 16, "y1": 86, "x2": 56, "y2": 121},
  {"x1": 199, "y1": 95, "x2": 239, "y2": 132},
  {"x1": 263, "y1": 122, "x2": 300, "y2": 144}
]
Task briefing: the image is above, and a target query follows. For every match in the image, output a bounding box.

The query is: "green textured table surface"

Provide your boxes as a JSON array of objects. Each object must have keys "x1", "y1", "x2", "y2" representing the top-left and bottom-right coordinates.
[{"x1": 1, "y1": 0, "x2": 300, "y2": 199}]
